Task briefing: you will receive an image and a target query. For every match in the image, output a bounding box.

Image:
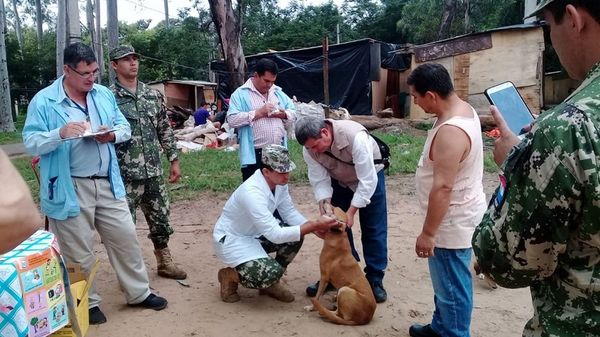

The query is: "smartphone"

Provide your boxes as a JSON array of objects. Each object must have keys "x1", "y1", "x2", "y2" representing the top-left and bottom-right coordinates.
[{"x1": 484, "y1": 82, "x2": 534, "y2": 135}]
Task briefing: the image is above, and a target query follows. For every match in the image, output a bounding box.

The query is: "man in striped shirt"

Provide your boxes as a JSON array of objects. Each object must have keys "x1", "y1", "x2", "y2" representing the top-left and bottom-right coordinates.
[{"x1": 227, "y1": 59, "x2": 296, "y2": 181}]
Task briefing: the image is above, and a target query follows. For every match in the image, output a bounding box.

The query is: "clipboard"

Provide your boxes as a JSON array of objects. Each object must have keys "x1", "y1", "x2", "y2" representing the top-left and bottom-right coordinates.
[{"x1": 61, "y1": 128, "x2": 117, "y2": 141}]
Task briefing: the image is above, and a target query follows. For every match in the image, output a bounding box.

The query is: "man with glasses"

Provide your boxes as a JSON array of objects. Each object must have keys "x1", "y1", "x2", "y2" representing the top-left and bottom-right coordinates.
[
  {"x1": 23, "y1": 42, "x2": 168, "y2": 326},
  {"x1": 109, "y1": 45, "x2": 187, "y2": 280},
  {"x1": 473, "y1": 1, "x2": 600, "y2": 336}
]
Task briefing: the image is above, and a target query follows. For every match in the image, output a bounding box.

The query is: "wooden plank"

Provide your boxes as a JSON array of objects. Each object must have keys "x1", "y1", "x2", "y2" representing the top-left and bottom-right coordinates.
[
  {"x1": 520, "y1": 85, "x2": 541, "y2": 114},
  {"x1": 543, "y1": 73, "x2": 581, "y2": 106},
  {"x1": 453, "y1": 54, "x2": 470, "y2": 101},
  {"x1": 469, "y1": 28, "x2": 544, "y2": 93},
  {"x1": 414, "y1": 33, "x2": 492, "y2": 62},
  {"x1": 372, "y1": 68, "x2": 388, "y2": 114}
]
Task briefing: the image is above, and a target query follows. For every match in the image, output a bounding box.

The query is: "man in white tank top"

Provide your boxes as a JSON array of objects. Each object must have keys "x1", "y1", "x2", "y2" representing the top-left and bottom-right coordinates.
[{"x1": 408, "y1": 63, "x2": 487, "y2": 337}]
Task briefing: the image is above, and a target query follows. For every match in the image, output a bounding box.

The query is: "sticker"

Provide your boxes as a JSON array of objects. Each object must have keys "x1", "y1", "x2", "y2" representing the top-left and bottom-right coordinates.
[{"x1": 493, "y1": 174, "x2": 507, "y2": 209}]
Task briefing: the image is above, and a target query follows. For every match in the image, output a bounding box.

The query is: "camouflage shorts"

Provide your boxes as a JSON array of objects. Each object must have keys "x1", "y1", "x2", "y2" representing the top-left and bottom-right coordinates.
[
  {"x1": 125, "y1": 176, "x2": 174, "y2": 248},
  {"x1": 235, "y1": 235, "x2": 303, "y2": 289}
]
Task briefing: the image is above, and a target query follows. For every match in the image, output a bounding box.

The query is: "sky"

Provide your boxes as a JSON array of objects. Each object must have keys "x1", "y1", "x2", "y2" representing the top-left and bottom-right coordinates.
[
  {"x1": 40, "y1": 0, "x2": 343, "y2": 30},
  {"x1": 104, "y1": 0, "x2": 340, "y2": 28}
]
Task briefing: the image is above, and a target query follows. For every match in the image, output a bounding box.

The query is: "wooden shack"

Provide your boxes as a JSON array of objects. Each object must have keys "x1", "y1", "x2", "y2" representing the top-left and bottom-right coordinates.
[
  {"x1": 148, "y1": 80, "x2": 218, "y2": 111},
  {"x1": 392, "y1": 23, "x2": 545, "y2": 119}
]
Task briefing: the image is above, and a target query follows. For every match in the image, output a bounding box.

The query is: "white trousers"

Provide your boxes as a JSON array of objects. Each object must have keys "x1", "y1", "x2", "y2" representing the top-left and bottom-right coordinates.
[{"x1": 49, "y1": 177, "x2": 151, "y2": 308}]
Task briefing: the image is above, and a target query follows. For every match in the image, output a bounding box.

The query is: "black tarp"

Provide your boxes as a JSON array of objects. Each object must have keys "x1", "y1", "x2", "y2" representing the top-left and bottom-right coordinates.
[{"x1": 211, "y1": 39, "x2": 407, "y2": 115}]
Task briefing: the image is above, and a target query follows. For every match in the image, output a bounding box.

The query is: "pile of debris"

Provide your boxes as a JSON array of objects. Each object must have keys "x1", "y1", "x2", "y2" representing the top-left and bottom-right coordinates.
[
  {"x1": 167, "y1": 100, "x2": 356, "y2": 152},
  {"x1": 172, "y1": 115, "x2": 236, "y2": 153},
  {"x1": 167, "y1": 105, "x2": 194, "y2": 129}
]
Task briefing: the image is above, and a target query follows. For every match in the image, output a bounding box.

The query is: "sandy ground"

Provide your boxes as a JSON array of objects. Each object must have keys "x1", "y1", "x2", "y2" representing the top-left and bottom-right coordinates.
[{"x1": 85, "y1": 172, "x2": 533, "y2": 337}]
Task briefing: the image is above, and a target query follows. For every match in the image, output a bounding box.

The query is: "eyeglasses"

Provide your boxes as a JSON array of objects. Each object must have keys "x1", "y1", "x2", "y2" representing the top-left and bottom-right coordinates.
[{"x1": 68, "y1": 65, "x2": 100, "y2": 79}]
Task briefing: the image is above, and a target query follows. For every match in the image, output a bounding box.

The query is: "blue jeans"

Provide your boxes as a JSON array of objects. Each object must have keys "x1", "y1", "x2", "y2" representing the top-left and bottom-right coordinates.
[
  {"x1": 331, "y1": 169, "x2": 388, "y2": 283},
  {"x1": 428, "y1": 248, "x2": 473, "y2": 337}
]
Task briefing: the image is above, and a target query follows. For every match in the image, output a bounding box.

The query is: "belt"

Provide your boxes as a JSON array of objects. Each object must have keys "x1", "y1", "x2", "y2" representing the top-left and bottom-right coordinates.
[{"x1": 73, "y1": 175, "x2": 108, "y2": 179}]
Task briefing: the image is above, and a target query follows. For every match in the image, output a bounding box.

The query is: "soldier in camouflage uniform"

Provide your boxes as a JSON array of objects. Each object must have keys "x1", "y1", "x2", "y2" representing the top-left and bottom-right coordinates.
[
  {"x1": 109, "y1": 45, "x2": 187, "y2": 280},
  {"x1": 472, "y1": 1, "x2": 600, "y2": 336},
  {"x1": 212, "y1": 144, "x2": 338, "y2": 303}
]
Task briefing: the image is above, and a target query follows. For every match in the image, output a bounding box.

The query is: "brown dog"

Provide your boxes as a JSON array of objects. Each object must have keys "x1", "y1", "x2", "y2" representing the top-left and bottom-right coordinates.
[{"x1": 309, "y1": 208, "x2": 376, "y2": 325}]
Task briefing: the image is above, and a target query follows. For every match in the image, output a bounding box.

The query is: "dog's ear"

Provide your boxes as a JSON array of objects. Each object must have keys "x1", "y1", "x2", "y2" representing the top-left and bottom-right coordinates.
[{"x1": 332, "y1": 207, "x2": 347, "y2": 223}]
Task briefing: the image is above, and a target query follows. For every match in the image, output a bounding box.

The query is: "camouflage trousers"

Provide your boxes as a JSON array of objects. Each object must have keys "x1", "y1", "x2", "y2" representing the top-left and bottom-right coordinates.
[
  {"x1": 235, "y1": 235, "x2": 303, "y2": 289},
  {"x1": 125, "y1": 176, "x2": 174, "y2": 249}
]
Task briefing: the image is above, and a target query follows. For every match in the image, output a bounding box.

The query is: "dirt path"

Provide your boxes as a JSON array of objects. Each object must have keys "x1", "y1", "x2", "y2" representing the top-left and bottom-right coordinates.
[{"x1": 86, "y1": 173, "x2": 532, "y2": 337}]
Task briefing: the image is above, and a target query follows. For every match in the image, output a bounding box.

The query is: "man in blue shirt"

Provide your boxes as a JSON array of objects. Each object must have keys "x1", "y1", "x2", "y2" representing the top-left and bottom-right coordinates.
[
  {"x1": 23, "y1": 43, "x2": 167, "y2": 326},
  {"x1": 194, "y1": 102, "x2": 211, "y2": 126}
]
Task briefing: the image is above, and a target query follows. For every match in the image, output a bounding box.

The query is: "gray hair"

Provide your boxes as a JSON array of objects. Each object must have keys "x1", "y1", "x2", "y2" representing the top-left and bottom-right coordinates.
[{"x1": 294, "y1": 117, "x2": 327, "y2": 145}]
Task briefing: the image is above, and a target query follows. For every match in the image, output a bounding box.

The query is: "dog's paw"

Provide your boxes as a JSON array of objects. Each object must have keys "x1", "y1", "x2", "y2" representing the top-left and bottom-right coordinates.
[{"x1": 303, "y1": 304, "x2": 314, "y2": 312}]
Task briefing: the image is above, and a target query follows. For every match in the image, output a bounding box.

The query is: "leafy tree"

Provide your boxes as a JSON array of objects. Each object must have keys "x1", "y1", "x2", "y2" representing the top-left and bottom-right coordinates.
[
  {"x1": 397, "y1": 0, "x2": 442, "y2": 44},
  {"x1": 6, "y1": 27, "x2": 56, "y2": 101},
  {"x1": 355, "y1": 0, "x2": 409, "y2": 43},
  {"x1": 398, "y1": 0, "x2": 525, "y2": 44},
  {"x1": 258, "y1": 2, "x2": 350, "y2": 52}
]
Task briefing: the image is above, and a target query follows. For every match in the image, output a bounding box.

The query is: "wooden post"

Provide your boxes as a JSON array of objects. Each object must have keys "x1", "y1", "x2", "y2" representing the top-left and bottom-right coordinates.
[
  {"x1": 322, "y1": 36, "x2": 330, "y2": 118},
  {"x1": 107, "y1": 0, "x2": 118, "y2": 85}
]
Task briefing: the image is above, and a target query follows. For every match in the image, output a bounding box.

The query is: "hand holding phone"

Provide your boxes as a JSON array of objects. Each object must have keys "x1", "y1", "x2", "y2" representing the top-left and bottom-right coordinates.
[
  {"x1": 489, "y1": 105, "x2": 522, "y2": 166},
  {"x1": 484, "y1": 82, "x2": 534, "y2": 135}
]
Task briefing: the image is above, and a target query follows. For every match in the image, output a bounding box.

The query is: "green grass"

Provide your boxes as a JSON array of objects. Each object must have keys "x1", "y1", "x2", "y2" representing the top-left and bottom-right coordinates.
[
  {"x1": 10, "y1": 156, "x2": 40, "y2": 197},
  {"x1": 12, "y1": 132, "x2": 499, "y2": 202},
  {"x1": 0, "y1": 113, "x2": 25, "y2": 144},
  {"x1": 374, "y1": 132, "x2": 425, "y2": 174}
]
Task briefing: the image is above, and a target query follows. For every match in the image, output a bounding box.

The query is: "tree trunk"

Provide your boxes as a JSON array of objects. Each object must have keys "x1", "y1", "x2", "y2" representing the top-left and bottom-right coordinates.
[
  {"x1": 464, "y1": 0, "x2": 470, "y2": 34},
  {"x1": 86, "y1": 0, "x2": 95, "y2": 48},
  {"x1": 438, "y1": 0, "x2": 457, "y2": 40},
  {"x1": 11, "y1": 0, "x2": 22, "y2": 50},
  {"x1": 35, "y1": 0, "x2": 43, "y2": 50},
  {"x1": 208, "y1": 0, "x2": 246, "y2": 91},
  {"x1": 164, "y1": 0, "x2": 169, "y2": 28},
  {"x1": 107, "y1": 0, "x2": 118, "y2": 84},
  {"x1": 66, "y1": 0, "x2": 80, "y2": 44},
  {"x1": 94, "y1": 0, "x2": 103, "y2": 83},
  {"x1": 85, "y1": 0, "x2": 99, "y2": 82},
  {"x1": 35, "y1": 0, "x2": 43, "y2": 83},
  {"x1": 56, "y1": 0, "x2": 66, "y2": 76},
  {"x1": 0, "y1": 0, "x2": 15, "y2": 132}
]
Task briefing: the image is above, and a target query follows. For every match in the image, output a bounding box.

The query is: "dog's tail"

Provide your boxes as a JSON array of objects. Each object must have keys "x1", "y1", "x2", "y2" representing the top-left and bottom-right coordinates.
[{"x1": 311, "y1": 298, "x2": 359, "y2": 325}]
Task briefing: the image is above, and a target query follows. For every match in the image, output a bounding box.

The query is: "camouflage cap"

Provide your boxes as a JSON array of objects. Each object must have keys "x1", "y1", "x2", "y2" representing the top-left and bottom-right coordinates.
[
  {"x1": 109, "y1": 45, "x2": 139, "y2": 61},
  {"x1": 261, "y1": 144, "x2": 296, "y2": 173},
  {"x1": 525, "y1": 0, "x2": 555, "y2": 19}
]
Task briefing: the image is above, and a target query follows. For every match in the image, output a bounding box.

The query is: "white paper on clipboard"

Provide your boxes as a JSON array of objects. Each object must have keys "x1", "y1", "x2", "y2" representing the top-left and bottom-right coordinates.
[{"x1": 61, "y1": 128, "x2": 117, "y2": 141}]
